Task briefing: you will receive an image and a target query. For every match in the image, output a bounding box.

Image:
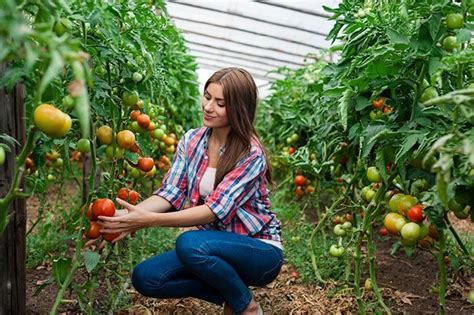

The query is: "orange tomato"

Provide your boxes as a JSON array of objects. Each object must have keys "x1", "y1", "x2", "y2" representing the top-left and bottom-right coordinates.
[
  {"x1": 138, "y1": 157, "x2": 155, "y2": 172},
  {"x1": 97, "y1": 125, "x2": 113, "y2": 145},
  {"x1": 137, "y1": 114, "x2": 151, "y2": 129},
  {"x1": 116, "y1": 130, "x2": 136, "y2": 149},
  {"x1": 130, "y1": 110, "x2": 141, "y2": 121}
]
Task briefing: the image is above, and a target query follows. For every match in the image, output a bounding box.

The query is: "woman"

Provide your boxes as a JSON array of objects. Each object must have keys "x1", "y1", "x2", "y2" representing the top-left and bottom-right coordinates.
[{"x1": 99, "y1": 67, "x2": 283, "y2": 314}]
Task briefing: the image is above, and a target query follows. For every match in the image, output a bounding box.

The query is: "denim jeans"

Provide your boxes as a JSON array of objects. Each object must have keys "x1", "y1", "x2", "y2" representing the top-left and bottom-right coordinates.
[{"x1": 132, "y1": 230, "x2": 284, "y2": 313}]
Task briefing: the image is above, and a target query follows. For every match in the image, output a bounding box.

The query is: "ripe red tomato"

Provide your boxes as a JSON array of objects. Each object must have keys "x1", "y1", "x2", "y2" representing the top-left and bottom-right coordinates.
[
  {"x1": 371, "y1": 97, "x2": 385, "y2": 110},
  {"x1": 129, "y1": 190, "x2": 139, "y2": 204},
  {"x1": 378, "y1": 227, "x2": 389, "y2": 237},
  {"x1": 137, "y1": 114, "x2": 151, "y2": 129},
  {"x1": 117, "y1": 188, "x2": 129, "y2": 201},
  {"x1": 103, "y1": 232, "x2": 120, "y2": 242},
  {"x1": 86, "y1": 222, "x2": 102, "y2": 239},
  {"x1": 295, "y1": 186, "x2": 305, "y2": 197},
  {"x1": 130, "y1": 110, "x2": 141, "y2": 121},
  {"x1": 138, "y1": 157, "x2": 155, "y2": 172},
  {"x1": 407, "y1": 204, "x2": 424, "y2": 223},
  {"x1": 294, "y1": 175, "x2": 306, "y2": 186},
  {"x1": 91, "y1": 198, "x2": 115, "y2": 220},
  {"x1": 288, "y1": 146, "x2": 296, "y2": 155}
]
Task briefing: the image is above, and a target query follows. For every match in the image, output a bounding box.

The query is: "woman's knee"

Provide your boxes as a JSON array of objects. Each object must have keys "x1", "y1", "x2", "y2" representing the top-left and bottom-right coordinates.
[
  {"x1": 131, "y1": 262, "x2": 154, "y2": 296},
  {"x1": 175, "y1": 231, "x2": 209, "y2": 265}
]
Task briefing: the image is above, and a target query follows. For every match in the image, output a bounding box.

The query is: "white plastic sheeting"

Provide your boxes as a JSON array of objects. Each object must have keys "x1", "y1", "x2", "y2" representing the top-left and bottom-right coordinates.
[{"x1": 166, "y1": 0, "x2": 339, "y2": 98}]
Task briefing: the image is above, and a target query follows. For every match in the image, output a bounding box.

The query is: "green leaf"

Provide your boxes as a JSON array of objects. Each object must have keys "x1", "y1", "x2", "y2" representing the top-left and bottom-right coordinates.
[
  {"x1": 355, "y1": 96, "x2": 371, "y2": 111},
  {"x1": 38, "y1": 51, "x2": 64, "y2": 100},
  {"x1": 395, "y1": 133, "x2": 421, "y2": 164},
  {"x1": 456, "y1": 29, "x2": 471, "y2": 43},
  {"x1": 52, "y1": 257, "x2": 71, "y2": 286},
  {"x1": 84, "y1": 250, "x2": 100, "y2": 273}
]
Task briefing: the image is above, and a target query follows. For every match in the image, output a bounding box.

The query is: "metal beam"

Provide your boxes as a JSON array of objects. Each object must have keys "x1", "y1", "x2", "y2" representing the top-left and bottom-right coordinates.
[
  {"x1": 182, "y1": 29, "x2": 320, "y2": 59},
  {"x1": 253, "y1": 1, "x2": 332, "y2": 19},
  {"x1": 168, "y1": 1, "x2": 328, "y2": 37},
  {"x1": 186, "y1": 40, "x2": 306, "y2": 66},
  {"x1": 197, "y1": 62, "x2": 279, "y2": 82},
  {"x1": 170, "y1": 15, "x2": 325, "y2": 50},
  {"x1": 190, "y1": 47, "x2": 290, "y2": 70},
  {"x1": 194, "y1": 56, "x2": 277, "y2": 76}
]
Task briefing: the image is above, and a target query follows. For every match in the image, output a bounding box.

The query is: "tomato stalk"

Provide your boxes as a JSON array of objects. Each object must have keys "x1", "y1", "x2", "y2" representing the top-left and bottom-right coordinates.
[
  {"x1": 410, "y1": 63, "x2": 426, "y2": 121},
  {"x1": 444, "y1": 214, "x2": 470, "y2": 259},
  {"x1": 436, "y1": 230, "x2": 447, "y2": 315},
  {"x1": 309, "y1": 195, "x2": 345, "y2": 284},
  {"x1": 0, "y1": 126, "x2": 37, "y2": 234}
]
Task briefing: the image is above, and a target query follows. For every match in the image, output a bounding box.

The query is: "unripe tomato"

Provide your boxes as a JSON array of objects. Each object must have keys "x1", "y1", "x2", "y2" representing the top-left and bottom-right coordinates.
[
  {"x1": 442, "y1": 36, "x2": 459, "y2": 52},
  {"x1": 294, "y1": 175, "x2": 306, "y2": 186},
  {"x1": 165, "y1": 145, "x2": 175, "y2": 154},
  {"x1": 364, "y1": 278, "x2": 373, "y2": 291},
  {"x1": 468, "y1": 290, "x2": 474, "y2": 304},
  {"x1": 147, "y1": 122, "x2": 156, "y2": 131},
  {"x1": 138, "y1": 157, "x2": 155, "y2": 172},
  {"x1": 116, "y1": 130, "x2": 136, "y2": 149},
  {"x1": 97, "y1": 126, "x2": 113, "y2": 145},
  {"x1": 117, "y1": 188, "x2": 129, "y2": 201},
  {"x1": 34, "y1": 104, "x2": 71, "y2": 138},
  {"x1": 130, "y1": 168, "x2": 142, "y2": 179},
  {"x1": 401, "y1": 222, "x2": 421, "y2": 241},
  {"x1": 389, "y1": 193, "x2": 404, "y2": 212},
  {"x1": 130, "y1": 121, "x2": 142, "y2": 133},
  {"x1": 105, "y1": 145, "x2": 124, "y2": 159},
  {"x1": 0, "y1": 147, "x2": 5, "y2": 166},
  {"x1": 52, "y1": 158, "x2": 63, "y2": 168},
  {"x1": 333, "y1": 224, "x2": 346, "y2": 236},
  {"x1": 421, "y1": 87, "x2": 439, "y2": 103},
  {"x1": 342, "y1": 221, "x2": 352, "y2": 230},
  {"x1": 132, "y1": 72, "x2": 143, "y2": 82},
  {"x1": 384, "y1": 212, "x2": 407, "y2": 235},
  {"x1": 290, "y1": 133, "x2": 300, "y2": 143},
  {"x1": 407, "y1": 204, "x2": 424, "y2": 223},
  {"x1": 153, "y1": 128, "x2": 165, "y2": 140},
  {"x1": 62, "y1": 95, "x2": 75, "y2": 109},
  {"x1": 86, "y1": 222, "x2": 102, "y2": 239},
  {"x1": 397, "y1": 195, "x2": 418, "y2": 214},
  {"x1": 163, "y1": 136, "x2": 176, "y2": 146},
  {"x1": 305, "y1": 185, "x2": 315, "y2": 194},
  {"x1": 103, "y1": 232, "x2": 120, "y2": 242},
  {"x1": 369, "y1": 110, "x2": 383, "y2": 120},
  {"x1": 91, "y1": 198, "x2": 115, "y2": 221},
  {"x1": 47, "y1": 174, "x2": 56, "y2": 181},
  {"x1": 366, "y1": 166, "x2": 382, "y2": 183},
  {"x1": 145, "y1": 165, "x2": 157, "y2": 177},
  {"x1": 361, "y1": 186, "x2": 375, "y2": 202},
  {"x1": 77, "y1": 138, "x2": 91, "y2": 153},
  {"x1": 446, "y1": 13, "x2": 463, "y2": 29},
  {"x1": 130, "y1": 110, "x2": 141, "y2": 121},
  {"x1": 53, "y1": 18, "x2": 72, "y2": 36},
  {"x1": 135, "y1": 99, "x2": 145, "y2": 109},
  {"x1": 122, "y1": 91, "x2": 139, "y2": 107},
  {"x1": 129, "y1": 190, "x2": 139, "y2": 204},
  {"x1": 329, "y1": 245, "x2": 345, "y2": 257},
  {"x1": 137, "y1": 114, "x2": 151, "y2": 129}
]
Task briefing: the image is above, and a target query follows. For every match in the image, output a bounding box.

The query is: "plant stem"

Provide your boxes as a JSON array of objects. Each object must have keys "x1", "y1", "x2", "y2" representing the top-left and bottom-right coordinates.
[
  {"x1": 437, "y1": 230, "x2": 447, "y2": 315},
  {"x1": 444, "y1": 214, "x2": 470, "y2": 258}
]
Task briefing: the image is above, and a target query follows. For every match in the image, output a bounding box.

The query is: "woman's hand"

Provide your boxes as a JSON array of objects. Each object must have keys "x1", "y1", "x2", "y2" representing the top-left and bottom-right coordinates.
[{"x1": 98, "y1": 198, "x2": 156, "y2": 235}]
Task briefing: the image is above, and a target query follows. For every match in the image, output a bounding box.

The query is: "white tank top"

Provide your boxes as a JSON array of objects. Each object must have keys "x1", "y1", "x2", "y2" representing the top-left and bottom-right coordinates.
[{"x1": 199, "y1": 167, "x2": 283, "y2": 250}]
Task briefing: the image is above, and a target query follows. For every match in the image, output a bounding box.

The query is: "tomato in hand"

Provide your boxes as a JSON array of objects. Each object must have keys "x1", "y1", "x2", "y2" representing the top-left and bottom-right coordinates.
[
  {"x1": 91, "y1": 198, "x2": 115, "y2": 220},
  {"x1": 103, "y1": 232, "x2": 121, "y2": 242}
]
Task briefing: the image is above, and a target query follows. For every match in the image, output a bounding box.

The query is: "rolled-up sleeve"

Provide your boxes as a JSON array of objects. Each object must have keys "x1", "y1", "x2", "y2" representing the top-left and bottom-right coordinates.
[
  {"x1": 154, "y1": 133, "x2": 188, "y2": 210},
  {"x1": 204, "y1": 152, "x2": 266, "y2": 225}
]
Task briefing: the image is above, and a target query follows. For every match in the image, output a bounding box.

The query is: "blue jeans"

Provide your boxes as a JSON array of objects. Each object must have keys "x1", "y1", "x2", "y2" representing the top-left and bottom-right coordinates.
[{"x1": 132, "y1": 230, "x2": 284, "y2": 313}]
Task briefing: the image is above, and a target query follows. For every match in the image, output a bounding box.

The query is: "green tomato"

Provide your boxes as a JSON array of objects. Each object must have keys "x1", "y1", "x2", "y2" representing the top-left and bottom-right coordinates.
[
  {"x1": 418, "y1": 224, "x2": 429, "y2": 240},
  {"x1": 361, "y1": 186, "x2": 375, "y2": 202},
  {"x1": 130, "y1": 121, "x2": 142, "y2": 133},
  {"x1": 446, "y1": 13, "x2": 463, "y2": 29},
  {"x1": 122, "y1": 91, "x2": 139, "y2": 107},
  {"x1": 52, "y1": 158, "x2": 63, "y2": 168},
  {"x1": 286, "y1": 137, "x2": 293, "y2": 144},
  {"x1": 53, "y1": 18, "x2": 72, "y2": 36},
  {"x1": 401, "y1": 222, "x2": 421, "y2": 241},
  {"x1": 47, "y1": 174, "x2": 56, "y2": 181},
  {"x1": 0, "y1": 147, "x2": 5, "y2": 166},
  {"x1": 62, "y1": 95, "x2": 75, "y2": 109},
  {"x1": 132, "y1": 72, "x2": 143, "y2": 82},
  {"x1": 342, "y1": 221, "x2": 352, "y2": 230},
  {"x1": 130, "y1": 168, "x2": 142, "y2": 179},
  {"x1": 153, "y1": 128, "x2": 165, "y2": 140},
  {"x1": 333, "y1": 224, "x2": 346, "y2": 236},
  {"x1": 290, "y1": 133, "x2": 300, "y2": 143},
  {"x1": 442, "y1": 36, "x2": 460, "y2": 52},
  {"x1": 420, "y1": 87, "x2": 439, "y2": 103},
  {"x1": 367, "y1": 166, "x2": 382, "y2": 183},
  {"x1": 468, "y1": 290, "x2": 474, "y2": 304},
  {"x1": 364, "y1": 278, "x2": 372, "y2": 291},
  {"x1": 329, "y1": 245, "x2": 345, "y2": 257},
  {"x1": 105, "y1": 145, "x2": 124, "y2": 159},
  {"x1": 369, "y1": 110, "x2": 383, "y2": 121},
  {"x1": 76, "y1": 138, "x2": 91, "y2": 153}
]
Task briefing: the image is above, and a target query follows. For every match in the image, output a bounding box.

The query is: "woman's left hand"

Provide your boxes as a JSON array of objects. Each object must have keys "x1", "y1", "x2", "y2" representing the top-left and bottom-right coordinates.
[{"x1": 98, "y1": 198, "x2": 156, "y2": 234}]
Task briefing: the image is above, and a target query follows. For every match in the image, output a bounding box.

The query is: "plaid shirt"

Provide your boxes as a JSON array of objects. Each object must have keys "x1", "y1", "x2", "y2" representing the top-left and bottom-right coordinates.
[{"x1": 155, "y1": 126, "x2": 282, "y2": 242}]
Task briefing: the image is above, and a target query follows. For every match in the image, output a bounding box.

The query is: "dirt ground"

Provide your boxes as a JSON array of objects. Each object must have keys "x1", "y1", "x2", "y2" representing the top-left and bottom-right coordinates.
[{"x1": 25, "y1": 184, "x2": 474, "y2": 314}]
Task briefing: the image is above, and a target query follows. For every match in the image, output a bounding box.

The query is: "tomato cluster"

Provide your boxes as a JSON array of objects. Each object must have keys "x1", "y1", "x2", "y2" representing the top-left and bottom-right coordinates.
[
  {"x1": 84, "y1": 198, "x2": 120, "y2": 243},
  {"x1": 293, "y1": 175, "x2": 315, "y2": 199}
]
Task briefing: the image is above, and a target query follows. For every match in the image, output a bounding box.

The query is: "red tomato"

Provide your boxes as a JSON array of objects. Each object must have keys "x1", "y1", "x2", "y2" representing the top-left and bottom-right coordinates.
[
  {"x1": 91, "y1": 198, "x2": 115, "y2": 220},
  {"x1": 288, "y1": 146, "x2": 296, "y2": 155},
  {"x1": 138, "y1": 157, "x2": 155, "y2": 172},
  {"x1": 137, "y1": 114, "x2": 151, "y2": 129},
  {"x1": 295, "y1": 186, "x2": 305, "y2": 197},
  {"x1": 407, "y1": 204, "x2": 424, "y2": 223},
  {"x1": 372, "y1": 97, "x2": 385, "y2": 110},
  {"x1": 129, "y1": 190, "x2": 139, "y2": 205},
  {"x1": 130, "y1": 110, "x2": 141, "y2": 121},
  {"x1": 294, "y1": 175, "x2": 306, "y2": 186},
  {"x1": 117, "y1": 188, "x2": 129, "y2": 201},
  {"x1": 378, "y1": 227, "x2": 389, "y2": 237},
  {"x1": 86, "y1": 222, "x2": 102, "y2": 239},
  {"x1": 103, "y1": 232, "x2": 120, "y2": 242}
]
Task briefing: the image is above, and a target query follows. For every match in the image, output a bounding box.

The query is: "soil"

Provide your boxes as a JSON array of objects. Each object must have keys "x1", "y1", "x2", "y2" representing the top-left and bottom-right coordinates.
[{"x1": 25, "y1": 185, "x2": 474, "y2": 314}]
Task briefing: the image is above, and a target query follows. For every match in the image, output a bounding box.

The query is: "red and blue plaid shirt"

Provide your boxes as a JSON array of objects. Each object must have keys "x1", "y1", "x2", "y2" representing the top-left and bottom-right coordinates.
[{"x1": 155, "y1": 126, "x2": 282, "y2": 242}]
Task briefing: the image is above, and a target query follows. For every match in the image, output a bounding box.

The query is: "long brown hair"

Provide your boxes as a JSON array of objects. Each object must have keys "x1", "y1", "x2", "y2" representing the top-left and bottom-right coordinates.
[{"x1": 205, "y1": 67, "x2": 273, "y2": 189}]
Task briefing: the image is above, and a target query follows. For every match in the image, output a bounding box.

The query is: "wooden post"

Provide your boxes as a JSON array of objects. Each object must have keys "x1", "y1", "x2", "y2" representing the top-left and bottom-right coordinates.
[{"x1": 0, "y1": 64, "x2": 27, "y2": 315}]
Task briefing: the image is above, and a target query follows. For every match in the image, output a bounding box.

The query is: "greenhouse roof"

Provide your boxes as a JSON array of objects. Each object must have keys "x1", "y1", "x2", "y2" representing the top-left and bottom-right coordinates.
[{"x1": 166, "y1": 0, "x2": 339, "y2": 97}]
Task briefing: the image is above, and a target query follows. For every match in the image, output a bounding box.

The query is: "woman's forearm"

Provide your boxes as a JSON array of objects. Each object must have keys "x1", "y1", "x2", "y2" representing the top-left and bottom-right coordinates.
[
  {"x1": 137, "y1": 195, "x2": 173, "y2": 213},
  {"x1": 150, "y1": 205, "x2": 217, "y2": 228}
]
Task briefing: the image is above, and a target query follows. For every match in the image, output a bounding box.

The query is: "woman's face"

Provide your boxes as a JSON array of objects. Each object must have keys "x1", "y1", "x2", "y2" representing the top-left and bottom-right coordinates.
[{"x1": 202, "y1": 83, "x2": 229, "y2": 128}]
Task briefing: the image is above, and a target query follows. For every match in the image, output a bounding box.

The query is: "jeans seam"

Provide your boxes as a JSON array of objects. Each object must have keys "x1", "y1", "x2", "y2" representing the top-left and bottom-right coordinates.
[{"x1": 153, "y1": 265, "x2": 183, "y2": 290}]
